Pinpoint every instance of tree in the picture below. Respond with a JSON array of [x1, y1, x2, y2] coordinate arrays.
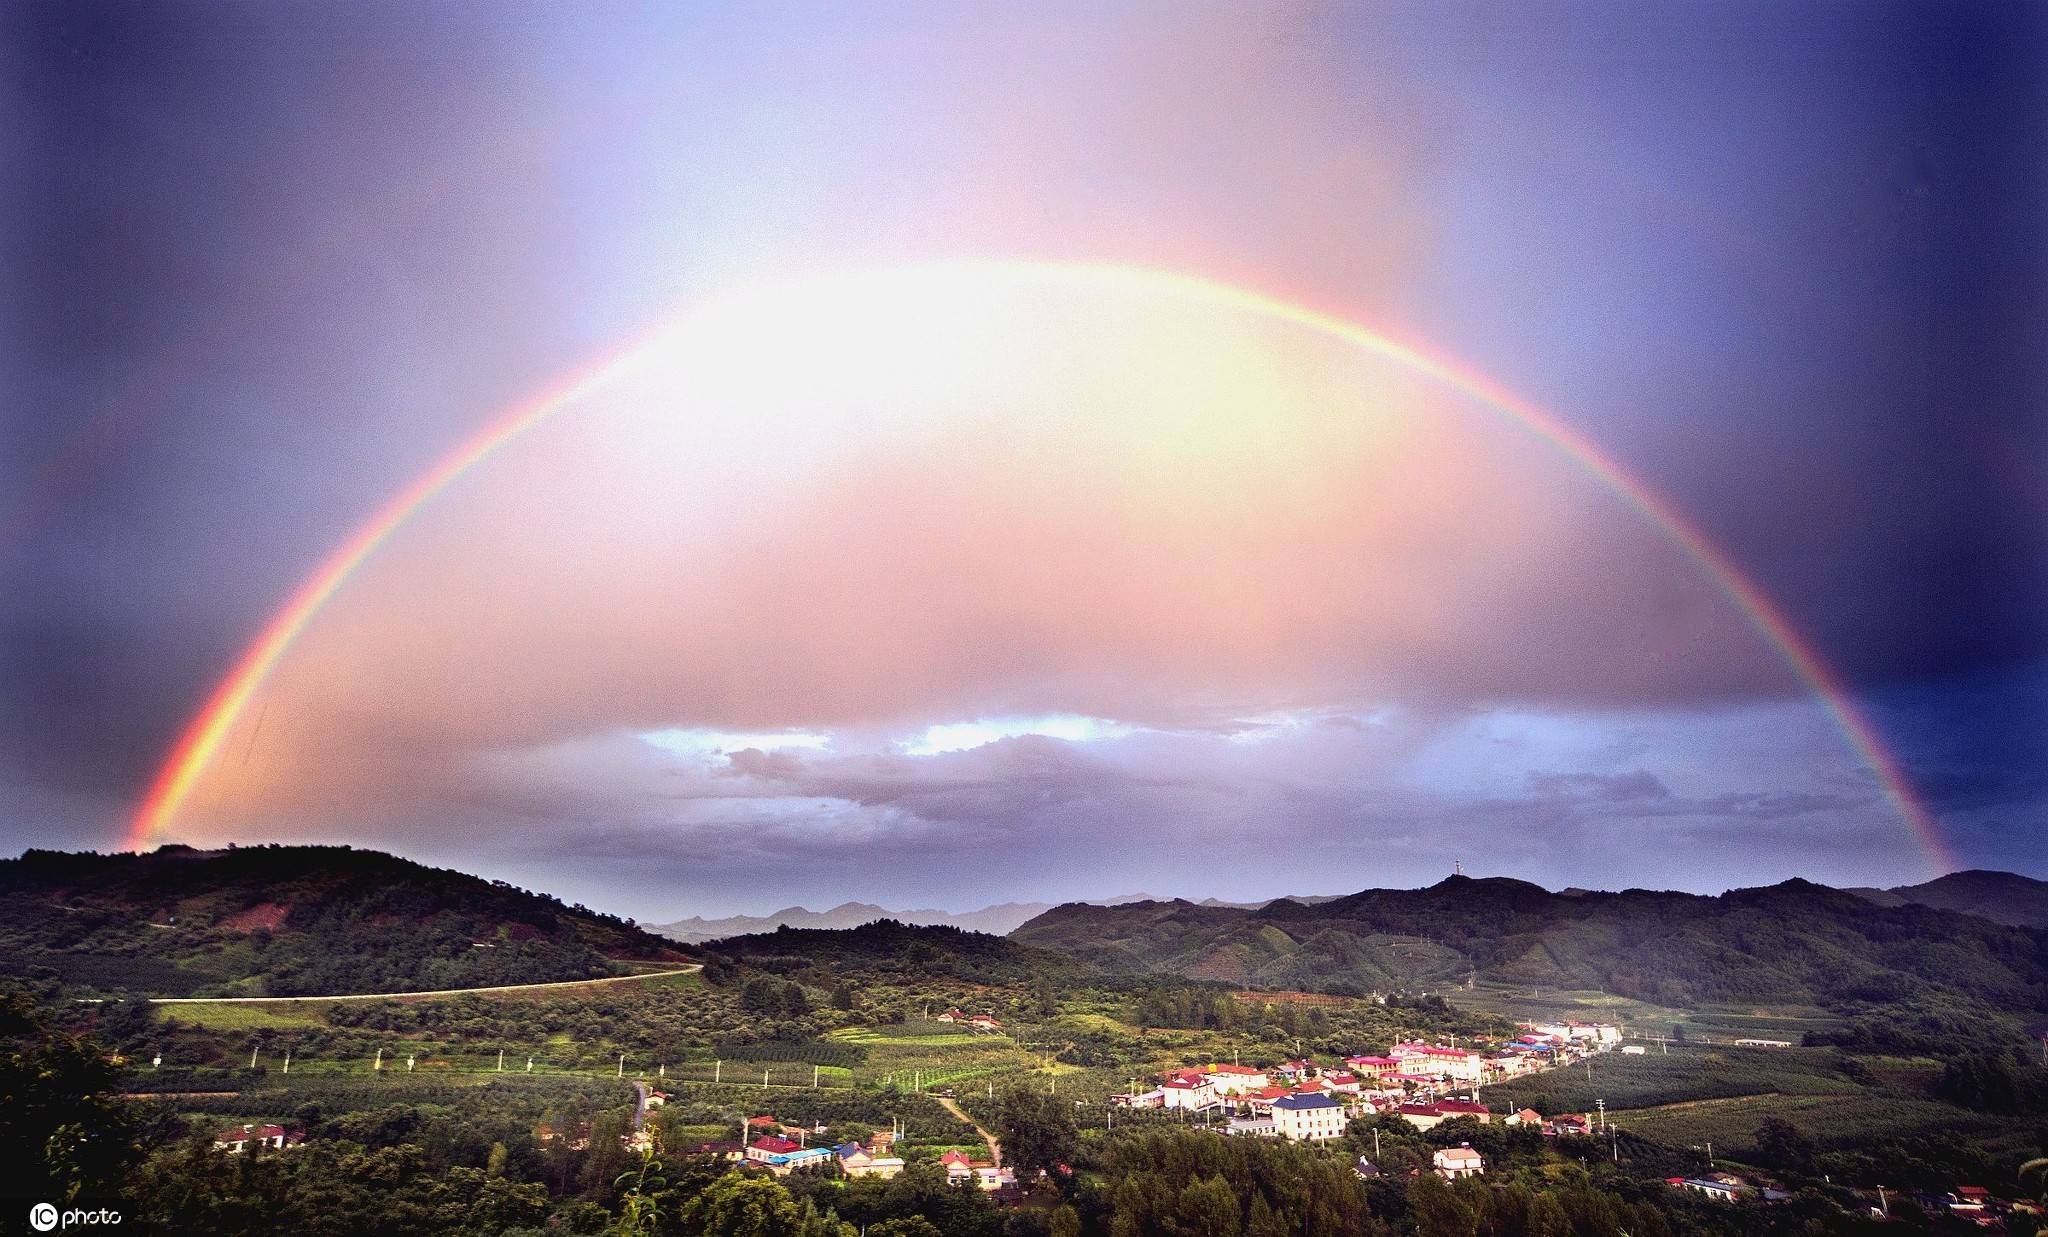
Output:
[[866, 1220, 943, 1237], [1411, 1171, 1477, 1237], [1754, 1116, 1817, 1173], [995, 1087, 1078, 1182], [677, 1172, 808, 1237], [0, 990, 145, 1205]]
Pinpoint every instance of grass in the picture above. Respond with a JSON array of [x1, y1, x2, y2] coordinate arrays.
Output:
[[1451, 982, 1842, 1045], [160, 1003, 328, 1031]]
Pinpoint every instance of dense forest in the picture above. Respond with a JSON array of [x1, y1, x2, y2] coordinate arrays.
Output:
[[0, 845, 687, 997]]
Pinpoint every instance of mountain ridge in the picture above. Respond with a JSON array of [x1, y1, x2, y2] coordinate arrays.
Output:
[[1009, 872, 2048, 1017], [651, 891, 1348, 943]]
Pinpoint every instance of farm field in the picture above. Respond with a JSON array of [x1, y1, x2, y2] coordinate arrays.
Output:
[[1610, 1090, 2025, 1156], [1452, 981, 1842, 1046]]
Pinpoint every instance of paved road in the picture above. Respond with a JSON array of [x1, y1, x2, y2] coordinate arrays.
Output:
[[936, 1096, 1001, 1166], [143, 964, 702, 1004]]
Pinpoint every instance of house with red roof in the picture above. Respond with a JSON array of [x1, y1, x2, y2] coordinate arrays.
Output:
[[1391, 1043, 1485, 1081], [1436, 1099, 1491, 1123], [1204, 1063, 1270, 1095], [747, 1135, 833, 1175], [214, 1123, 301, 1154], [1345, 1055, 1401, 1077], [1396, 1103, 1446, 1131], [1161, 1075, 1219, 1109], [940, 1149, 975, 1185]]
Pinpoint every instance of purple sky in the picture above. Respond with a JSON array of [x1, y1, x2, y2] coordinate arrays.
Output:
[[3, 2, 2043, 920]]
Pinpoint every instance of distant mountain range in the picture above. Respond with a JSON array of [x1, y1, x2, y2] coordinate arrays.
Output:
[[1009, 873, 2048, 1016], [654, 900, 1066, 943], [1843, 869, 2048, 928], [651, 892, 1346, 944]]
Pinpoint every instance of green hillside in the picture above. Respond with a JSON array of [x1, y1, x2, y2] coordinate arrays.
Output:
[[1011, 875, 2048, 1030], [0, 844, 688, 998]]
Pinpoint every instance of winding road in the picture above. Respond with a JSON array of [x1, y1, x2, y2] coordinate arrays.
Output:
[[142, 964, 702, 1004], [936, 1096, 1002, 1166]]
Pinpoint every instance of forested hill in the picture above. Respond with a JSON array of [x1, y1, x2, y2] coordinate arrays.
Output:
[[701, 918, 1095, 988], [0, 844, 687, 998], [1009, 875, 2048, 1016]]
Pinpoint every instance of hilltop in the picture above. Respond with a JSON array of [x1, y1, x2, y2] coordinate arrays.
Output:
[[1845, 869, 2048, 928], [0, 844, 687, 998], [701, 917, 1093, 989], [1010, 874, 2048, 1019]]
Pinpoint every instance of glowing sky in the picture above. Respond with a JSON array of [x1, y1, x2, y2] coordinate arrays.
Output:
[[4, 2, 2043, 918]]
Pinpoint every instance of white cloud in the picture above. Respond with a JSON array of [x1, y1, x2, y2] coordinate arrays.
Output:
[[904, 716, 1133, 755]]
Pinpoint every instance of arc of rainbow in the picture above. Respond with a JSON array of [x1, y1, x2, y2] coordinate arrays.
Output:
[[126, 260, 1953, 871]]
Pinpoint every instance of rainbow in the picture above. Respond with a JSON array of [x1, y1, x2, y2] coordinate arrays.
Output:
[[126, 260, 1954, 870]]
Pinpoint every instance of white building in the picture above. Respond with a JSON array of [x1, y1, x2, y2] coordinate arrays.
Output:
[[1161, 1077, 1218, 1109], [1434, 1147, 1485, 1179], [1392, 1043, 1485, 1081], [1271, 1093, 1347, 1141], [1204, 1063, 1270, 1095]]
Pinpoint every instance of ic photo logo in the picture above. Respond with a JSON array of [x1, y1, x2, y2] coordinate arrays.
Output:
[[26, 1204, 120, 1232]]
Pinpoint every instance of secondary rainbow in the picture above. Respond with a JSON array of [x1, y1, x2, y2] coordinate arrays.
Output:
[[126, 260, 1954, 870]]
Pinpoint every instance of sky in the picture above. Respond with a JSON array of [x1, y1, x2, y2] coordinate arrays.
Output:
[[3, 1, 2044, 921]]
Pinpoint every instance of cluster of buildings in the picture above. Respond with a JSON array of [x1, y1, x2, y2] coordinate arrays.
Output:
[[735, 1116, 1015, 1190], [1117, 1021, 1624, 1149], [933, 1009, 1004, 1032]]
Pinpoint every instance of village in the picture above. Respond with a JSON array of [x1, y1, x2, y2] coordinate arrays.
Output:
[[197, 1010, 2045, 1226], [1112, 1018, 1626, 1174]]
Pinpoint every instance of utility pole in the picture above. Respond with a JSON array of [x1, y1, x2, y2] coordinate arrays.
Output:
[[813, 1065, 820, 1088], [763, 1067, 770, 1086], [618, 1054, 625, 1078], [526, 1057, 534, 1073], [498, 1050, 505, 1072], [715, 1059, 722, 1084], [251, 1046, 260, 1070], [407, 1054, 415, 1072], [375, 1047, 384, 1071], [282, 1050, 290, 1075], [1373, 1128, 1381, 1160]]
